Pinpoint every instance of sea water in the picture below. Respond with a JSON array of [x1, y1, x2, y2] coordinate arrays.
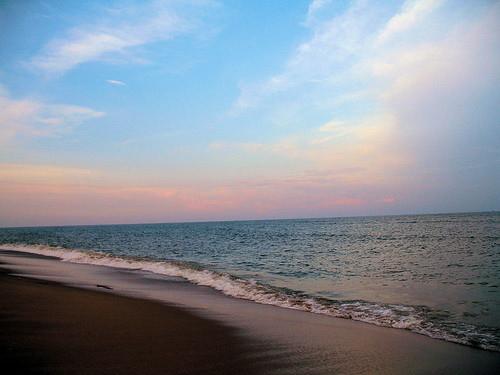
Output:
[[1, 212, 499, 351]]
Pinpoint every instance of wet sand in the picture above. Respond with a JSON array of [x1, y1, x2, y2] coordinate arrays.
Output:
[[1, 250, 499, 374], [0, 269, 268, 375]]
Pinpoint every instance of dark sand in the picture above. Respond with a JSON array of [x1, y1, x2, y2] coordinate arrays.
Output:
[[0, 269, 268, 375]]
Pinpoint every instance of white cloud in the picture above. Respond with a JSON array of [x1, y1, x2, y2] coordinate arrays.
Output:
[[230, 0, 374, 113], [30, 1, 212, 75], [106, 79, 126, 86], [370, 3, 500, 164], [319, 120, 348, 132], [375, 0, 443, 45], [231, 0, 496, 120], [0, 85, 104, 143], [304, 0, 332, 26]]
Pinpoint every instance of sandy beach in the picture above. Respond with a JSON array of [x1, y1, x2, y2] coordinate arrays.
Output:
[[0, 269, 271, 375], [1, 249, 499, 374]]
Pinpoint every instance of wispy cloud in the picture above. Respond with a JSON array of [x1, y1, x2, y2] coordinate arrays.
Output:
[[230, 0, 375, 113], [0, 85, 104, 143], [29, 0, 214, 75], [230, 0, 449, 114], [231, 0, 499, 129], [211, 113, 407, 183], [106, 79, 126, 86], [375, 0, 443, 45], [304, 0, 332, 26], [0, 163, 98, 184], [0, 163, 393, 226]]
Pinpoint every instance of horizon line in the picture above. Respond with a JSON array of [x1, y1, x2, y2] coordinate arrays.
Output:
[[0, 209, 498, 230]]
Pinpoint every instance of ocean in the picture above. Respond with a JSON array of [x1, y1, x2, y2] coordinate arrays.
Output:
[[1, 212, 499, 351]]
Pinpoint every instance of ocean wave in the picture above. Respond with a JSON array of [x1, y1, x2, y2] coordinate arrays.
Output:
[[1, 243, 499, 352]]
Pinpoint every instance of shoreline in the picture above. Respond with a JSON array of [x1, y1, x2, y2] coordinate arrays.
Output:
[[0, 266, 272, 375], [1, 249, 499, 374], [1, 243, 498, 352]]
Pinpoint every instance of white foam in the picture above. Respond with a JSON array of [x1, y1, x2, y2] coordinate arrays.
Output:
[[1, 243, 498, 351]]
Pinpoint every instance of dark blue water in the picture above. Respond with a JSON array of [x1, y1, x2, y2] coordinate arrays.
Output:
[[1, 212, 499, 350]]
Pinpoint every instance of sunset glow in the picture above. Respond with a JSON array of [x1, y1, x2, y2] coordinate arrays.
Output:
[[0, 0, 498, 226]]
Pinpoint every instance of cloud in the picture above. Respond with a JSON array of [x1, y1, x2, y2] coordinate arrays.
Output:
[[230, 0, 447, 114], [230, 0, 375, 113], [222, 0, 500, 215], [318, 120, 348, 132], [0, 163, 97, 184], [0, 164, 395, 226], [304, 0, 332, 26], [29, 0, 213, 75], [375, 0, 443, 45], [369, 3, 500, 180], [106, 79, 126, 86], [211, 113, 409, 186], [0, 85, 104, 143], [230, 0, 499, 154]]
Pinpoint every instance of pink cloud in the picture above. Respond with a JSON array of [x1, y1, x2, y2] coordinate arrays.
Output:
[[0, 161, 422, 227], [381, 196, 396, 204]]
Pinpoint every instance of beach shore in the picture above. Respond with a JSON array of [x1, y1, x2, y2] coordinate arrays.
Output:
[[0, 268, 267, 375], [1, 249, 499, 374]]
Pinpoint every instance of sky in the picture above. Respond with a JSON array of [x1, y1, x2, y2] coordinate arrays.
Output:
[[0, 0, 499, 227]]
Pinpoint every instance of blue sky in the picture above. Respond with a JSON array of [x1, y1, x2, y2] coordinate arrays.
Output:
[[0, 0, 499, 226]]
